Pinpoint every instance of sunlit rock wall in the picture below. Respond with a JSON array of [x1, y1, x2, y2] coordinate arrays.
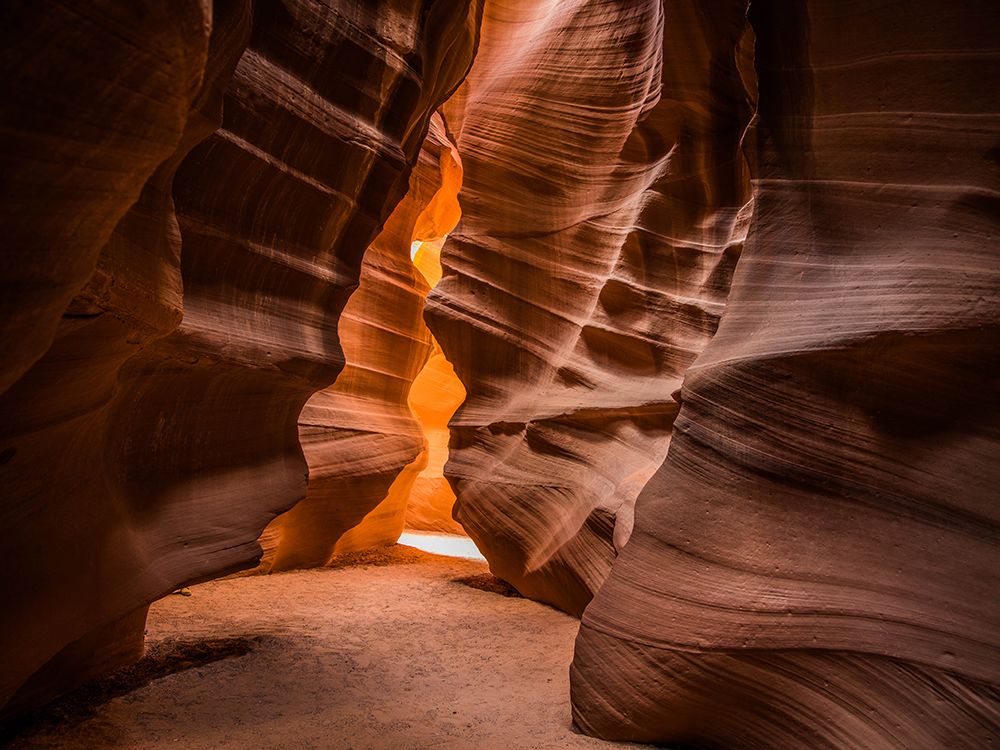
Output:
[[404, 139, 468, 539], [425, 0, 755, 614], [0, 0, 480, 718], [571, 1, 1000, 746], [258, 114, 465, 570], [403, 331, 467, 535]]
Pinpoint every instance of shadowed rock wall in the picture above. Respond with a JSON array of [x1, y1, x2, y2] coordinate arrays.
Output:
[[0, 0, 480, 717], [571, 1, 1000, 746]]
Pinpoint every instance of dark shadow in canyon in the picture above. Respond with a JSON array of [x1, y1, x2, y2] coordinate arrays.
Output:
[[0, 636, 269, 746]]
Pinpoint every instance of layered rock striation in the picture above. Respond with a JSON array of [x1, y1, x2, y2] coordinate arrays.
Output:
[[0, 2, 215, 396], [258, 113, 465, 570], [425, 0, 755, 614], [0, 0, 479, 717], [2, 0, 998, 744], [571, 1, 1000, 746]]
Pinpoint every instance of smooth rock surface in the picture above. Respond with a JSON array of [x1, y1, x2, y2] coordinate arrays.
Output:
[[257, 114, 465, 570], [0, 1, 213, 394], [426, 0, 755, 614], [3, 1, 998, 745], [571, 1, 1000, 746]]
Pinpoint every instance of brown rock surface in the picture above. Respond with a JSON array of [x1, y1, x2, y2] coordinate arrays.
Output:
[[403, 336, 467, 536], [404, 234, 468, 536], [0, 2, 213, 395], [571, 1, 1000, 746], [425, 0, 755, 614], [0, 0, 237, 716], [0, 0, 479, 717]]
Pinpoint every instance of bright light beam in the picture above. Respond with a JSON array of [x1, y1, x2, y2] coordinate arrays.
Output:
[[398, 531, 486, 561]]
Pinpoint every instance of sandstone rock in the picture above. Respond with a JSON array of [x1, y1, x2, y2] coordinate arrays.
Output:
[[0, 0, 479, 717], [3, 0, 997, 743], [259, 114, 466, 570], [571, 1, 1000, 746], [425, 0, 755, 614], [0, 0, 232, 715], [0, 1, 213, 396], [403, 339, 467, 536], [403, 130, 468, 538]]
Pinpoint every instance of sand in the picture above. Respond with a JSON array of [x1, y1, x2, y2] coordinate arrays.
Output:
[[4, 547, 648, 749]]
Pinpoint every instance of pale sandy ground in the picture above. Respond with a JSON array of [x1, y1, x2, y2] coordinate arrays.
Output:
[[5, 547, 650, 750]]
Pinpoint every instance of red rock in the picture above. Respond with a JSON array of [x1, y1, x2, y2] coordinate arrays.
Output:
[[0, 0, 478, 718], [425, 0, 755, 615], [0, 2, 213, 396], [2, 0, 998, 743], [571, 1, 1000, 746], [258, 114, 466, 569]]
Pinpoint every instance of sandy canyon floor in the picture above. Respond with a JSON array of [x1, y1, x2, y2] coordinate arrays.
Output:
[[4, 546, 647, 750]]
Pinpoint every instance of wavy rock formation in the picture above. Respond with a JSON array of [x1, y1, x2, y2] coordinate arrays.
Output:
[[0, 0, 237, 716], [425, 0, 755, 614], [0, 0, 479, 717], [572, 1, 1000, 747], [4, 0, 997, 744], [403, 136, 468, 538], [258, 114, 465, 570], [0, 2, 214, 396]]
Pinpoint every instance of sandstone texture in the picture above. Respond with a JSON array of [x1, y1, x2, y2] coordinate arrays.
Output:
[[402, 334, 467, 536], [425, 0, 755, 614], [0, 2, 214, 396], [258, 114, 465, 570], [0, 0, 479, 717], [571, 1, 1000, 747], [2, 0, 998, 746]]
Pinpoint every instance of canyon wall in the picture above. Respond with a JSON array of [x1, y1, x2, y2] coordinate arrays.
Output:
[[425, 0, 755, 614], [571, 0, 1000, 747], [258, 114, 464, 570], [0, 0, 480, 717], [3, 0, 998, 743]]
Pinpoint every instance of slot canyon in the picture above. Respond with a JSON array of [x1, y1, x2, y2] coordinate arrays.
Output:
[[0, 1, 997, 748]]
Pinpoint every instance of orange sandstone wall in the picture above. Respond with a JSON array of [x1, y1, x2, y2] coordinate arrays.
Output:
[[0, 0, 241, 716], [404, 330, 467, 535], [2, 1, 997, 744], [258, 114, 466, 569], [404, 131, 468, 538]]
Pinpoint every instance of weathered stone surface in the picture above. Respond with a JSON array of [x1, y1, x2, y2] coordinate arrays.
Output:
[[0, 0, 479, 717], [0, 0, 231, 715], [258, 114, 465, 570], [425, 0, 755, 614], [403, 337, 467, 536], [571, 1, 1000, 746], [3, 0, 998, 744], [0, 2, 213, 395]]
